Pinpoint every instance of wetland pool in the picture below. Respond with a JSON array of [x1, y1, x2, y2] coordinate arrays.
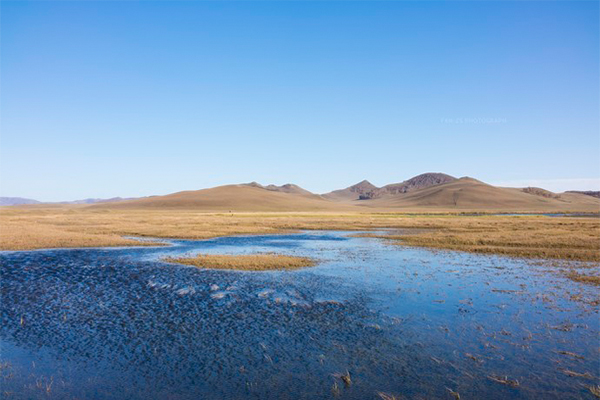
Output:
[[1, 231, 598, 399]]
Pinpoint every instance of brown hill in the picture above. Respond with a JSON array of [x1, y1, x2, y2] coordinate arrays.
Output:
[[551, 191, 600, 208], [522, 187, 560, 199], [249, 182, 316, 197], [376, 173, 457, 197], [361, 177, 600, 212], [90, 176, 600, 213], [322, 180, 378, 202], [324, 173, 457, 202], [93, 183, 353, 212], [566, 190, 600, 199]]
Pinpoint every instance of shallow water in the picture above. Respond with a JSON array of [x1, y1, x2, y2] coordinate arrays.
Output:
[[1, 232, 598, 399], [493, 213, 599, 218]]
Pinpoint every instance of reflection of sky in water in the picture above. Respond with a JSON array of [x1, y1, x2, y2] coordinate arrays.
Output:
[[1, 232, 598, 399]]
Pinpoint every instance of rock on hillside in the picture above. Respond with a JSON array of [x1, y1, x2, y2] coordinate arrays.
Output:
[[244, 182, 315, 196], [566, 191, 600, 199], [522, 187, 560, 199], [377, 173, 457, 196], [322, 180, 379, 201]]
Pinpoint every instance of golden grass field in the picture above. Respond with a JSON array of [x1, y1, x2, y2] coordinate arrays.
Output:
[[1, 206, 599, 284], [164, 253, 316, 271], [1, 207, 598, 257]]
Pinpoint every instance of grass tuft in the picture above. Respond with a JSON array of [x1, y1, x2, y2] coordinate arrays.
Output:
[[565, 271, 600, 285], [163, 253, 316, 271]]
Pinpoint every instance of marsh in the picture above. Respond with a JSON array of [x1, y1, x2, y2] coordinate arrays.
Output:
[[1, 232, 598, 399]]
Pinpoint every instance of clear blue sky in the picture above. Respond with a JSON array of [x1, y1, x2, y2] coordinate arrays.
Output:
[[1, 1, 598, 201]]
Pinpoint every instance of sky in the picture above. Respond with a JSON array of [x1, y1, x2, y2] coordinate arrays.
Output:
[[1, 1, 599, 201]]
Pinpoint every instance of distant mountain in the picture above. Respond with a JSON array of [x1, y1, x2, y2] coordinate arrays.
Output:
[[0, 197, 41, 206], [62, 197, 136, 204], [0, 196, 136, 206], [566, 191, 600, 199], [322, 180, 378, 202]]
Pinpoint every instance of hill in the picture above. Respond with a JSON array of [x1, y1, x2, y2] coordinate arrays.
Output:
[[566, 191, 600, 199], [322, 180, 378, 202], [94, 183, 354, 212], [14, 175, 600, 213], [521, 187, 560, 199], [0, 197, 41, 206], [361, 177, 600, 212], [374, 173, 456, 198], [323, 173, 457, 202], [247, 182, 316, 197]]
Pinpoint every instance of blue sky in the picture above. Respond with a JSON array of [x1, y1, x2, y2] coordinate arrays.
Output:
[[1, 1, 598, 201]]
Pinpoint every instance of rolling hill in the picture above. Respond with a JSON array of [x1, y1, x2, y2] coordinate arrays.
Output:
[[322, 173, 457, 201], [247, 182, 316, 197], [375, 173, 457, 197], [322, 180, 378, 202], [361, 177, 600, 211], [13, 174, 599, 213], [93, 183, 355, 212], [566, 190, 600, 199]]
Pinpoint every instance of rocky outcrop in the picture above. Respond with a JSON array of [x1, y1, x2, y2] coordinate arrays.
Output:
[[566, 191, 600, 199], [522, 187, 560, 199], [322, 180, 379, 201], [377, 173, 457, 196]]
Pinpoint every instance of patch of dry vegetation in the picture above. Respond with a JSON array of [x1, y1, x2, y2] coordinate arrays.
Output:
[[565, 271, 600, 285], [375, 217, 600, 262], [1, 207, 599, 266], [164, 253, 316, 271]]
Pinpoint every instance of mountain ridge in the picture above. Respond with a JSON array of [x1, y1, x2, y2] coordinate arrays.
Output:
[[3, 173, 599, 212]]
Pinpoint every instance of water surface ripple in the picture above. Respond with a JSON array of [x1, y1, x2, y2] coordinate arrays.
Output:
[[1, 232, 598, 399]]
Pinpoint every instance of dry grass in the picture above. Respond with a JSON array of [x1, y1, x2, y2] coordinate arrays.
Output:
[[164, 253, 316, 271], [589, 385, 600, 398], [487, 375, 520, 387], [1, 207, 599, 266], [565, 271, 600, 285], [357, 217, 600, 263]]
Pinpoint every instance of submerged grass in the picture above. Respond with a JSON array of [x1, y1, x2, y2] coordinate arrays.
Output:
[[164, 253, 316, 271], [565, 271, 600, 285]]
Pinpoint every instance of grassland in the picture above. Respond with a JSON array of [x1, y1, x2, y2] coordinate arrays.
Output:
[[359, 218, 600, 262], [1, 207, 599, 267], [164, 253, 316, 271]]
